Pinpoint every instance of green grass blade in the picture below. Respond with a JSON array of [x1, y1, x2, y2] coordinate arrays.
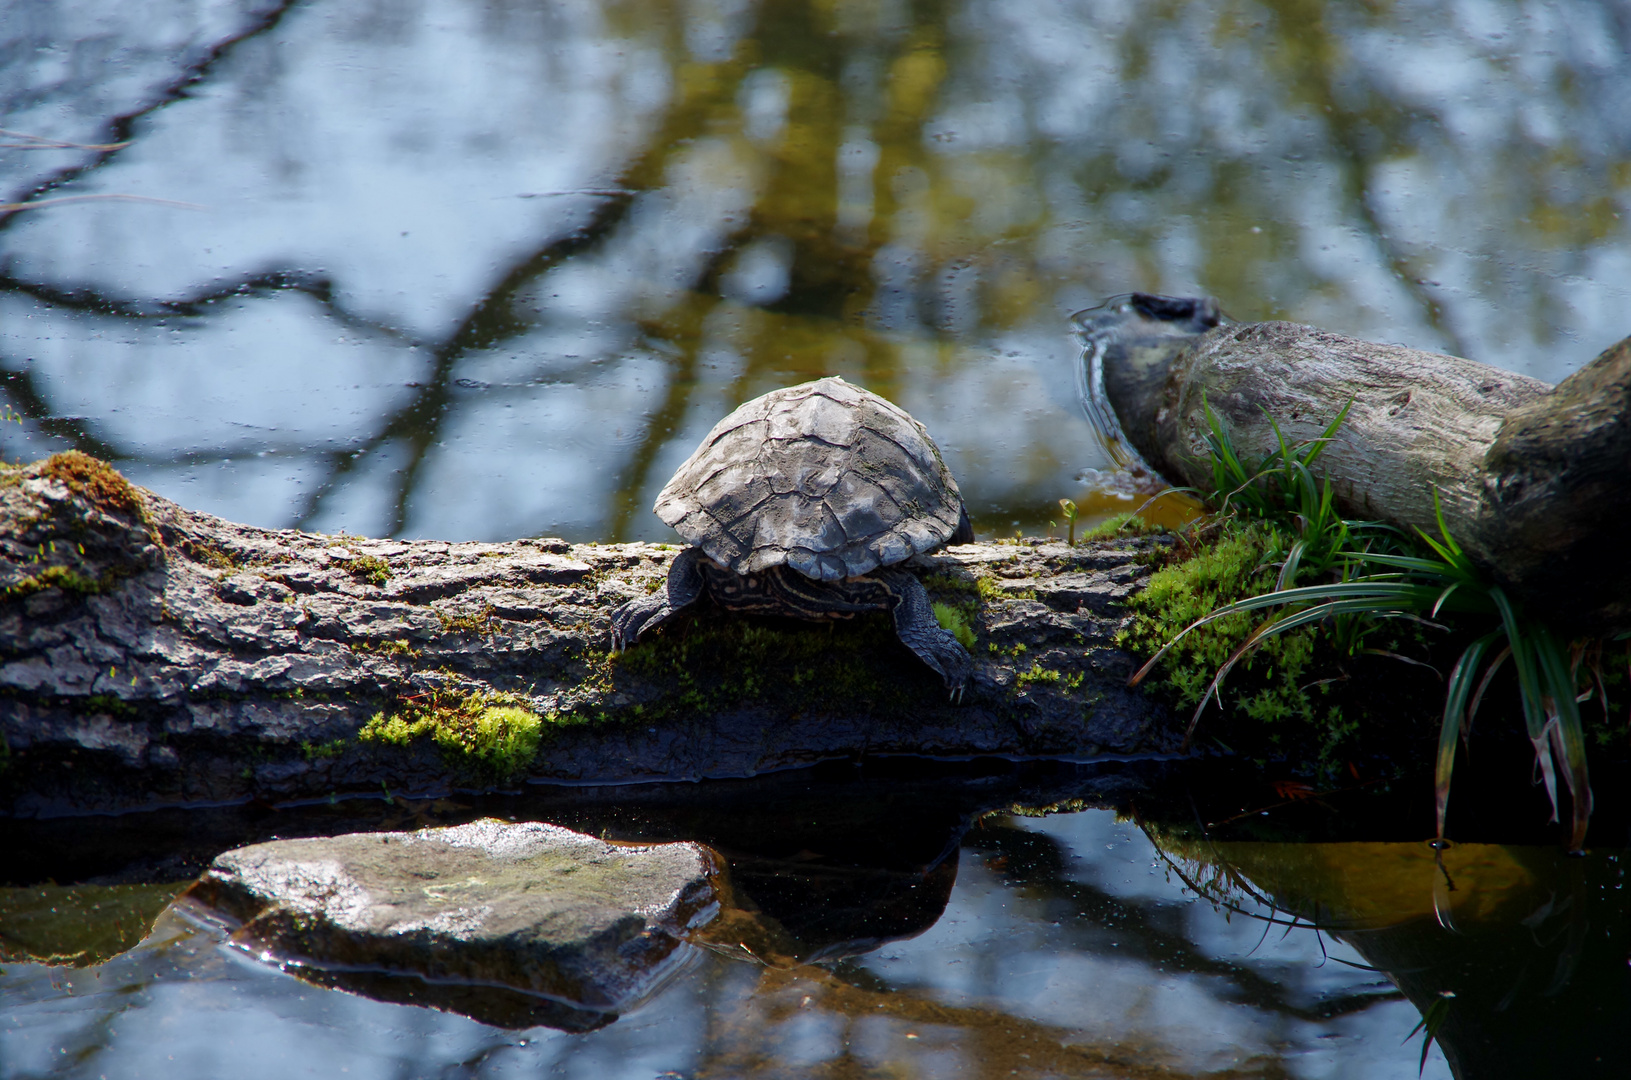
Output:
[[1430, 582, 1463, 618], [1204, 580, 1443, 616], [1436, 632, 1501, 840], [1131, 581, 1435, 689], [1466, 645, 1511, 732], [1428, 488, 1466, 560], [1405, 993, 1453, 1076], [1534, 625, 1594, 850], [1243, 597, 1442, 638], [1490, 588, 1545, 736], [1183, 632, 1260, 746], [1336, 550, 1458, 577], [1202, 393, 1251, 493], [1276, 539, 1305, 593], [1301, 397, 1353, 471], [1490, 587, 1562, 822]]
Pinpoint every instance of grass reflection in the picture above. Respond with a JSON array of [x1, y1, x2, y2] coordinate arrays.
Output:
[[1146, 826, 1631, 1077]]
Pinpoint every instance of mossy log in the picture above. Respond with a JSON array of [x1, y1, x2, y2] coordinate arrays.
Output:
[[0, 454, 1178, 816], [1086, 296, 1631, 633]]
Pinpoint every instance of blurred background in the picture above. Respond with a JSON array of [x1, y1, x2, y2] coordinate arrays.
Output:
[[2, 0, 1628, 543]]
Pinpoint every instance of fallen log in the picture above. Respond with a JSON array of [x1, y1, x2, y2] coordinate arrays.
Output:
[[0, 453, 1176, 816], [1079, 295, 1631, 633]]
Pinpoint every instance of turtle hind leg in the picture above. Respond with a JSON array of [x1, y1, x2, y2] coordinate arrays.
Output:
[[611, 546, 707, 651], [876, 569, 971, 702]]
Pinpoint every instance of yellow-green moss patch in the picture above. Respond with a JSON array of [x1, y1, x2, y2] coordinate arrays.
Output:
[[436, 605, 496, 636], [346, 554, 391, 586], [39, 451, 144, 520], [350, 638, 419, 658], [932, 602, 976, 648], [360, 690, 545, 778], [4, 564, 102, 602]]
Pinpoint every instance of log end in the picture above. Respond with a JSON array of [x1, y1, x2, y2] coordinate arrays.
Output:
[[1478, 335, 1631, 632], [1073, 293, 1223, 478]]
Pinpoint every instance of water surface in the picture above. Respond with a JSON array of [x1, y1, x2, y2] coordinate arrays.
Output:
[[3, 0, 1628, 539], [0, 805, 1460, 1079], [5, 2, 1631, 1075]]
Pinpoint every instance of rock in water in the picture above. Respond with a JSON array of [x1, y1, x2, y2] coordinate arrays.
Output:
[[184, 819, 724, 1031]]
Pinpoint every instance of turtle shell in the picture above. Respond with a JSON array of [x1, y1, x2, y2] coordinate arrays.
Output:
[[655, 377, 969, 582]]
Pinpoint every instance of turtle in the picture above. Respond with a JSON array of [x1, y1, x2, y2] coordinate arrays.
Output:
[[610, 376, 975, 699]]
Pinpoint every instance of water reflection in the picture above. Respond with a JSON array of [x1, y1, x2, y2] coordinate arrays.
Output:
[[1162, 836, 1631, 1078], [2, 809, 1449, 1079], [27, 767, 1591, 1079], [11, 761, 1631, 1074], [3, 0, 1628, 541]]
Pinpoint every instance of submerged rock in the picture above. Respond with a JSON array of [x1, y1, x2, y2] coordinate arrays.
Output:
[[0, 881, 190, 967], [184, 819, 724, 1031]]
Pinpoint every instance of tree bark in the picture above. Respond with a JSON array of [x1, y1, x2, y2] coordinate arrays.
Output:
[[0, 455, 1176, 816], [1085, 295, 1631, 633]]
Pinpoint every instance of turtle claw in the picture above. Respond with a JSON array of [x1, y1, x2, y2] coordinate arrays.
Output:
[[609, 547, 707, 653]]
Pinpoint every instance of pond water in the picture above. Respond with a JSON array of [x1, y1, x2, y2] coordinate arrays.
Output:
[[5, 1, 1631, 1077], [5, 764, 1630, 1078], [3, 0, 1629, 540]]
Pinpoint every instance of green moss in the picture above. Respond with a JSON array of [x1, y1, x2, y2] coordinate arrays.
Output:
[[1121, 520, 1340, 766], [1015, 663, 1084, 691], [461, 705, 544, 772], [614, 613, 922, 720], [39, 451, 145, 520], [351, 638, 418, 658], [974, 575, 1036, 602], [34, 565, 97, 595], [3, 563, 105, 603], [359, 689, 545, 779], [347, 554, 391, 586], [932, 602, 976, 649], [1080, 512, 1159, 541], [181, 540, 239, 571], [437, 605, 495, 636], [301, 738, 349, 760]]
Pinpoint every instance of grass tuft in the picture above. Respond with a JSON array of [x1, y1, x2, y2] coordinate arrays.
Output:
[[1128, 397, 1608, 849]]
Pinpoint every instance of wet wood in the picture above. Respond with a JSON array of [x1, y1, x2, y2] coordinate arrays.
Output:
[[1105, 312, 1631, 633], [0, 456, 1175, 816]]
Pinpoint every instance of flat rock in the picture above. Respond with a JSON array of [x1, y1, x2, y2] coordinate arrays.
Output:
[[184, 819, 724, 1030]]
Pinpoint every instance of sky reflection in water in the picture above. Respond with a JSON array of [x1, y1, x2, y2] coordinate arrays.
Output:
[[3, 1, 1631, 1075], [2, 0, 1628, 540], [0, 808, 1455, 1079]]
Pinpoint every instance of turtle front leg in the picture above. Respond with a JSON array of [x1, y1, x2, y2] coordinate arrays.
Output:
[[876, 569, 972, 702], [611, 546, 707, 651]]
